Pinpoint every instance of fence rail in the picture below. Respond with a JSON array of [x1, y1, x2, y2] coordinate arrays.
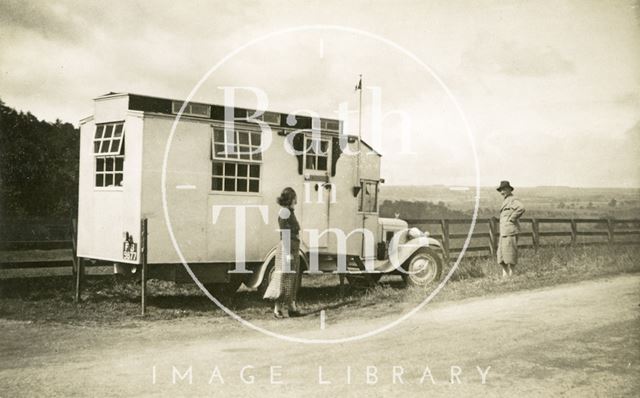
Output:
[[405, 217, 640, 262], [0, 240, 72, 251], [1, 218, 639, 272]]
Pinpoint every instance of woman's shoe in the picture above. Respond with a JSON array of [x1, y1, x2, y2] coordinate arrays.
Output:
[[288, 309, 302, 317], [273, 310, 285, 319]]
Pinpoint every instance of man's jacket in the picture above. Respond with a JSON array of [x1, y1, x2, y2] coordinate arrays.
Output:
[[499, 195, 525, 236]]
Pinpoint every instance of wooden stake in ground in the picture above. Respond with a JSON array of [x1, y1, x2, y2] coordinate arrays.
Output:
[[141, 218, 148, 316], [72, 218, 83, 304]]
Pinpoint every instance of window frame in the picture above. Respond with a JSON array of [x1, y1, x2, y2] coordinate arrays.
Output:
[[94, 122, 125, 190], [212, 127, 263, 163], [320, 119, 341, 132], [93, 122, 125, 156], [303, 134, 332, 174], [171, 101, 211, 118], [239, 110, 281, 126], [210, 126, 263, 195]]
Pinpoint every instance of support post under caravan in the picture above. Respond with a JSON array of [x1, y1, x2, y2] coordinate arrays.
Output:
[[141, 218, 148, 316]]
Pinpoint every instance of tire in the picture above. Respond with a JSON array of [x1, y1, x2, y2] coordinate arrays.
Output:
[[257, 260, 275, 297], [401, 248, 442, 288]]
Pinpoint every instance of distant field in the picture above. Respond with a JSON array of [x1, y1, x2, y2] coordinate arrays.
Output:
[[380, 185, 640, 219]]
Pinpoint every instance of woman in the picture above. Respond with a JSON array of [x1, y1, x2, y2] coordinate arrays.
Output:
[[264, 187, 303, 318]]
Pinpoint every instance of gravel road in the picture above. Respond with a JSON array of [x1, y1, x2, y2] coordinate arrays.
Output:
[[1, 274, 638, 397]]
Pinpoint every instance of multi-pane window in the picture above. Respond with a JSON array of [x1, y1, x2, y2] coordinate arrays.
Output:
[[359, 180, 378, 213], [240, 110, 281, 125], [211, 128, 261, 193], [96, 156, 124, 187], [261, 112, 281, 125], [94, 122, 125, 188], [211, 162, 260, 193], [94, 123, 124, 155], [171, 101, 211, 118], [321, 119, 340, 131], [304, 136, 330, 171]]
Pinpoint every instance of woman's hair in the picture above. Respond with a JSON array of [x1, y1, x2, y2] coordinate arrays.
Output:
[[277, 187, 297, 207]]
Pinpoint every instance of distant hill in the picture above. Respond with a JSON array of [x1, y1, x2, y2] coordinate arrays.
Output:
[[380, 185, 640, 219], [379, 199, 467, 220]]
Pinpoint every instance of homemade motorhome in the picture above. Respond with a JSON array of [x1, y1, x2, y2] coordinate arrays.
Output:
[[77, 93, 443, 294]]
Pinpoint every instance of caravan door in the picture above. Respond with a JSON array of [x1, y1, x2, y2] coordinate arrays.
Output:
[[359, 179, 379, 261], [301, 179, 331, 250], [300, 135, 332, 251]]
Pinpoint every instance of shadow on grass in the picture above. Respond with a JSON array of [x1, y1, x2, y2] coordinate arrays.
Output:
[[0, 274, 400, 317], [148, 282, 394, 314]]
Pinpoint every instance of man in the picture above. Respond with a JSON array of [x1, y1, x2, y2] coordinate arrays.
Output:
[[496, 181, 525, 277]]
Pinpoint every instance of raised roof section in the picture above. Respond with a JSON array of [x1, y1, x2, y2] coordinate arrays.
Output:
[[97, 93, 343, 132]]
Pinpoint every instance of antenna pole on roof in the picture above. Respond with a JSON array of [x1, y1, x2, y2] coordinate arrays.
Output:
[[353, 74, 363, 196]]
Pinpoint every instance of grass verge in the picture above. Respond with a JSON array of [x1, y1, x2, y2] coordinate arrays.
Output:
[[0, 244, 638, 326]]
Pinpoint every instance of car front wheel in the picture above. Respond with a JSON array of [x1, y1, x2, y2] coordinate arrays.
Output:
[[401, 248, 442, 288]]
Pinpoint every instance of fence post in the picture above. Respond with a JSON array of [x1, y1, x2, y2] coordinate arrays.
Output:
[[440, 219, 450, 263], [570, 218, 577, 246], [141, 218, 148, 316], [531, 218, 540, 252], [71, 219, 78, 274], [488, 217, 498, 256], [607, 218, 614, 245]]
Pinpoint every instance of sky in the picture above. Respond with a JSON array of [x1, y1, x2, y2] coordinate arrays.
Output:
[[1, 0, 639, 188]]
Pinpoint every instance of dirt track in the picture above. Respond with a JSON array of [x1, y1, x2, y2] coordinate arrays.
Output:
[[1, 274, 638, 397]]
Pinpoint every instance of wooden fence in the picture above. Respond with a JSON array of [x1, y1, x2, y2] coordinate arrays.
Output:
[[1, 217, 639, 272], [405, 217, 640, 262], [2, 217, 636, 315], [0, 219, 77, 271]]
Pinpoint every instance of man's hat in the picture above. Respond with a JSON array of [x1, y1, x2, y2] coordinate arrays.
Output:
[[496, 180, 514, 192]]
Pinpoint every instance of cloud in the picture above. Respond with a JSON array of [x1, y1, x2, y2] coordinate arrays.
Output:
[[624, 120, 640, 149], [0, 0, 638, 187], [461, 35, 575, 77], [612, 92, 640, 108], [0, 0, 86, 41]]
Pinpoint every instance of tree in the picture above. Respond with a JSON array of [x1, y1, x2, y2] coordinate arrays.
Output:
[[0, 99, 79, 220], [608, 198, 617, 207]]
